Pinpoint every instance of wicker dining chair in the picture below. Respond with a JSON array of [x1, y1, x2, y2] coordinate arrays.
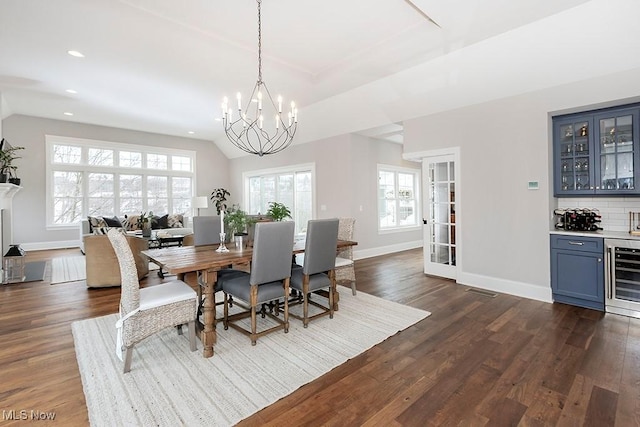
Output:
[[335, 217, 356, 295], [290, 218, 339, 327], [107, 228, 198, 373], [219, 221, 295, 345]]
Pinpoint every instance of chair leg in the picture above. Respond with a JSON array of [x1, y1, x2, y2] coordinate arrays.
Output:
[[302, 275, 310, 328], [250, 306, 257, 346], [283, 278, 290, 333], [351, 280, 357, 296], [188, 320, 197, 351], [177, 324, 183, 335], [223, 293, 229, 330], [123, 346, 134, 373]]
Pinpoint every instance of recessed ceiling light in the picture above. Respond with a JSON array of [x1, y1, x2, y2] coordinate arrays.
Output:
[[64, 112, 74, 116], [66, 89, 77, 94], [188, 131, 195, 135], [67, 50, 84, 58]]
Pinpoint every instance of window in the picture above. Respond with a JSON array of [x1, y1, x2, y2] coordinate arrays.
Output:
[[46, 135, 196, 227], [378, 164, 420, 231], [243, 163, 315, 235]]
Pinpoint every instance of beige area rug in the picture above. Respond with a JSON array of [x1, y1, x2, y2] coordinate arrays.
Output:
[[72, 287, 430, 426], [51, 256, 86, 284]]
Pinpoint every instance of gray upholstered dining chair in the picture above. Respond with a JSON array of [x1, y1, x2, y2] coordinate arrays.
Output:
[[335, 217, 356, 295], [192, 215, 242, 310], [290, 218, 339, 327], [219, 221, 295, 345], [192, 215, 221, 247], [107, 228, 197, 373]]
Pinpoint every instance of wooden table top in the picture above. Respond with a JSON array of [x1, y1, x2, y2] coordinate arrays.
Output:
[[141, 239, 357, 275]]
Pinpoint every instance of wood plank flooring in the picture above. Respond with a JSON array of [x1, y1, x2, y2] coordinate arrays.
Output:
[[1, 248, 638, 426]]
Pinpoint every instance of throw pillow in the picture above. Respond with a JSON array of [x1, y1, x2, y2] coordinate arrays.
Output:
[[153, 214, 169, 229], [124, 215, 140, 231], [87, 216, 107, 233], [102, 216, 123, 228], [167, 213, 184, 228], [92, 227, 110, 235]]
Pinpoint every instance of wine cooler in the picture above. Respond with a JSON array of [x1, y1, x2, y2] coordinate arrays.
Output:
[[605, 238, 640, 318]]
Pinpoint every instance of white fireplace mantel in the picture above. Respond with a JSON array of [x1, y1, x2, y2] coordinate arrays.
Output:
[[0, 183, 21, 255]]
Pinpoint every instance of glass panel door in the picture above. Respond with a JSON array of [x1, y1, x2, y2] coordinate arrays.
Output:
[[558, 120, 593, 193], [423, 153, 457, 280], [599, 114, 634, 191]]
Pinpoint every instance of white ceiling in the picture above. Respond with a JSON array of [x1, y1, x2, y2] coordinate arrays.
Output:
[[1, 0, 638, 158]]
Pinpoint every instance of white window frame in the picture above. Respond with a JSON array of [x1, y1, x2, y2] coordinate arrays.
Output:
[[377, 163, 421, 233], [45, 135, 196, 229], [242, 163, 316, 235]]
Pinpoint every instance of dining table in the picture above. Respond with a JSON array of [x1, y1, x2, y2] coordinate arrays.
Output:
[[141, 238, 357, 358]]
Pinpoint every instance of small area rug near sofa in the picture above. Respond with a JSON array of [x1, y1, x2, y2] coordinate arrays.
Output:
[[72, 287, 430, 426], [51, 256, 161, 285], [51, 256, 86, 284]]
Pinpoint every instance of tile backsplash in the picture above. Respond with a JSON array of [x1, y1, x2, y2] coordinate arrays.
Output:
[[557, 197, 640, 232]]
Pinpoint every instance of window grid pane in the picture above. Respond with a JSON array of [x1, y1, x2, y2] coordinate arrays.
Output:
[[246, 167, 313, 234], [47, 138, 196, 225], [378, 166, 420, 230]]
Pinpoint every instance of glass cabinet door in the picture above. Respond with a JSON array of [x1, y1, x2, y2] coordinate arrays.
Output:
[[556, 117, 594, 195], [596, 108, 638, 193]]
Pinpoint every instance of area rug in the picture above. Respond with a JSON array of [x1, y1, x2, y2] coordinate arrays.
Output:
[[51, 256, 86, 284], [23, 261, 47, 282], [72, 287, 430, 426]]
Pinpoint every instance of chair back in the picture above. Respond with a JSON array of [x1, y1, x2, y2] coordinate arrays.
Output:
[[337, 217, 355, 259], [106, 229, 140, 314], [250, 221, 295, 285], [193, 216, 221, 246], [303, 218, 339, 275]]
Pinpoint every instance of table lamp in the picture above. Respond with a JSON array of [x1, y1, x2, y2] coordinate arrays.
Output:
[[193, 196, 208, 216]]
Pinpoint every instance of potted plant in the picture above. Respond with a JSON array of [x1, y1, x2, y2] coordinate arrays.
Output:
[[210, 188, 230, 215], [0, 144, 25, 185], [224, 204, 255, 249], [137, 211, 154, 237], [266, 202, 292, 221]]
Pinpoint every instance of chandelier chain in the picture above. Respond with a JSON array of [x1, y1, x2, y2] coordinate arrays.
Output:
[[257, 0, 262, 83]]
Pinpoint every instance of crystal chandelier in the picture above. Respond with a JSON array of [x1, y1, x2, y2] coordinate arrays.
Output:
[[222, 0, 298, 157]]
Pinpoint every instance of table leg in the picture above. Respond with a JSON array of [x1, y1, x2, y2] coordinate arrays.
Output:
[[200, 269, 218, 358]]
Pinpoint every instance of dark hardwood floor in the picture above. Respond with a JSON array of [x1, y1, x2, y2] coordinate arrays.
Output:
[[1, 248, 638, 426]]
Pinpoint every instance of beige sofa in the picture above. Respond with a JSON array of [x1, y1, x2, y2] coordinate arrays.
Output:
[[84, 234, 151, 288]]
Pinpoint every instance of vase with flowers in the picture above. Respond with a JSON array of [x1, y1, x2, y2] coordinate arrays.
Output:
[[137, 211, 154, 237]]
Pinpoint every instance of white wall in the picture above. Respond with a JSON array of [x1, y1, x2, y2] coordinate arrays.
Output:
[[228, 133, 423, 256], [2, 115, 230, 249], [403, 67, 640, 302]]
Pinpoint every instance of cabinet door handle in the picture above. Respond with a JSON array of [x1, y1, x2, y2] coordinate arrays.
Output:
[[568, 241, 584, 246], [606, 246, 612, 300]]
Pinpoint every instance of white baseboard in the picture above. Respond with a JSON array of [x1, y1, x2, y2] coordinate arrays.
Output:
[[353, 240, 423, 260], [20, 240, 81, 252], [457, 271, 553, 303]]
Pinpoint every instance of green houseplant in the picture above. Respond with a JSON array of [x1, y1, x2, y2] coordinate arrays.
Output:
[[224, 204, 255, 249], [266, 202, 292, 221], [0, 144, 25, 185]]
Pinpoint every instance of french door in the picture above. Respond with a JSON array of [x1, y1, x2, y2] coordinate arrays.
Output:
[[423, 153, 458, 279]]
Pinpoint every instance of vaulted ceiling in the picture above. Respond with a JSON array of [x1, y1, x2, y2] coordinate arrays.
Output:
[[1, 0, 638, 158]]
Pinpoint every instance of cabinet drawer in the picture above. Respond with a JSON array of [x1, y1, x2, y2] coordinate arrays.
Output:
[[550, 234, 603, 253]]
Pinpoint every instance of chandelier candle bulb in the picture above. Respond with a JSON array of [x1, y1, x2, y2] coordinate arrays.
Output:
[[278, 96, 282, 113], [275, 115, 279, 129], [237, 92, 242, 110]]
